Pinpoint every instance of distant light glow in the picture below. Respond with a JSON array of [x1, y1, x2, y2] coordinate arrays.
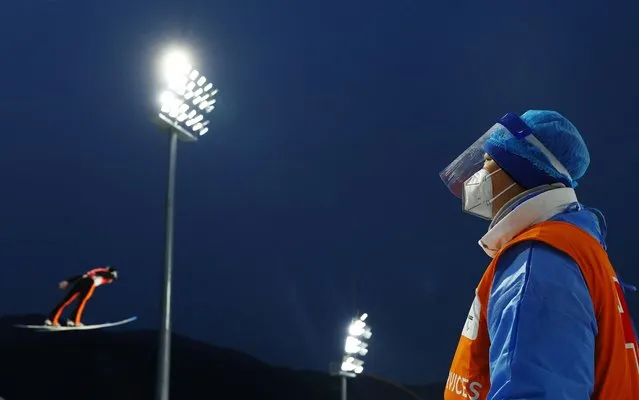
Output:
[[348, 320, 366, 337], [161, 50, 191, 87], [344, 336, 368, 356], [341, 356, 364, 374], [339, 313, 371, 376]]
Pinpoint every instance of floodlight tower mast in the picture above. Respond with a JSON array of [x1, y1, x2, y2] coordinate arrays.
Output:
[[154, 49, 218, 400]]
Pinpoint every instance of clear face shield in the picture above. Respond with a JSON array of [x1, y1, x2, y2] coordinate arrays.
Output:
[[438, 112, 533, 199]]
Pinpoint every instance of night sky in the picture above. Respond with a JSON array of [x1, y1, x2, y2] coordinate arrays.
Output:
[[2, 0, 639, 386]]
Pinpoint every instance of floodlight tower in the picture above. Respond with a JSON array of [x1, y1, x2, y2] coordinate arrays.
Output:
[[332, 313, 372, 400], [154, 48, 218, 400]]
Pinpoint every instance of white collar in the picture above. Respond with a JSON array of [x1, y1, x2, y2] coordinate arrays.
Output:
[[479, 187, 579, 258]]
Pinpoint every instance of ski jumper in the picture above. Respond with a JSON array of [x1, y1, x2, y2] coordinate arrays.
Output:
[[49, 267, 117, 325]]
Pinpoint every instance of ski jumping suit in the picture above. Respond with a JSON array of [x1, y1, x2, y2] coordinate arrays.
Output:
[[48, 267, 117, 325]]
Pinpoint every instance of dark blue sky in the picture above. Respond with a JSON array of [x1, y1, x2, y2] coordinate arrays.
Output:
[[2, 0, 639, 385]]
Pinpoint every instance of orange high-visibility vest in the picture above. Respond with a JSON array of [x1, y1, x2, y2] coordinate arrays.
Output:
[[444, 221, 639, 400]]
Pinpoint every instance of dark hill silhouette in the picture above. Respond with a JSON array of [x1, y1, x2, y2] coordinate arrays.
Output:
[[0, 314, 444, 400]]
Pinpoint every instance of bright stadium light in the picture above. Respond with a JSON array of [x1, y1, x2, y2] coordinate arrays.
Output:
[[153, 47, 219, 400], [341, 355, 365, 374], [330, 313, 372, 400], [156, 49, 218, 142], [344, 336, 369, 356]]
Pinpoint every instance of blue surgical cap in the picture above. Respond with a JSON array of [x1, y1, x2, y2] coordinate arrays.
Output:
[[482, 110, 590, 189]]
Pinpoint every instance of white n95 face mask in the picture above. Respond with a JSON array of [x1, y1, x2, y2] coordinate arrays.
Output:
[[462, 168, 515, 220]]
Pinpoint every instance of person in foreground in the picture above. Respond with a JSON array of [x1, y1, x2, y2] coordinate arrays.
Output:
[[439, 110, 639, 400], [45, 266, 119, 327]]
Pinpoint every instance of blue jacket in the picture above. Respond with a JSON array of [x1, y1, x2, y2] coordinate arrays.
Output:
[[486, 203, 637, 399]]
